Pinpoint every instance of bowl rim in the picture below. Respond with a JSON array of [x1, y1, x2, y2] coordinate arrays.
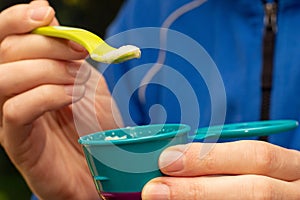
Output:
[[78, 123, 191, 146]]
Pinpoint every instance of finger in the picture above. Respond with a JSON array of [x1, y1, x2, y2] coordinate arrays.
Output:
[[30, 0, 59, 25], [2, 84, 85, 146], [0, 2, 55, 41], [30, 0, 49, 6], [0, 59, 90, 97], [0, 34, 88, 63], [0, 59, 91, 126], [3, 84, 86, 126], [142, 175, 299, 200], [159, 141, 300, 181]]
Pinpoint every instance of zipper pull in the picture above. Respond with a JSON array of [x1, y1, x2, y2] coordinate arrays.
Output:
[[264, 2, 278, 33]]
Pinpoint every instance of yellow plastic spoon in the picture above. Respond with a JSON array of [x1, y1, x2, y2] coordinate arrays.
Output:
[[32, 26, 141, 64]]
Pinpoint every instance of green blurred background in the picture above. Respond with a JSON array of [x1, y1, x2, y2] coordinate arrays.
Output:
[[0, 0, 123, 199]]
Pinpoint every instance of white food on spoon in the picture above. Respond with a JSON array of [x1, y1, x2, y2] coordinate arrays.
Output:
[[91, 45, 141, 63]]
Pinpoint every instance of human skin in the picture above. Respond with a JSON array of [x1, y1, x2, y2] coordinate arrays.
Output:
[[142, 141, 300, 200], [1, 1, 300, 200], [0, 0, 122, 199]]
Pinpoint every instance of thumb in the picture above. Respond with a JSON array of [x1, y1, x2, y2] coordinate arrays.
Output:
[[0, 2, 55, 41]]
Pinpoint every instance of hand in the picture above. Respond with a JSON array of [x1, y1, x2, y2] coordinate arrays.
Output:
[[142, 140, 300, 200], [0, 1, 122, 199]]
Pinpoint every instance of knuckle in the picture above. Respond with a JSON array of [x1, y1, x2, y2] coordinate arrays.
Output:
[[197, 147, 218, 172], [248, 176, 274, 200], [3, 99, 21, 125], [0, 36, 14, 61], [201, 156, 217, 171], [188, 180, 207, 200], [253, 141, 277, 174]]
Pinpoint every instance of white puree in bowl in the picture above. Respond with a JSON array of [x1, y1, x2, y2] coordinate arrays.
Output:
[[104, 135, 128, 141]]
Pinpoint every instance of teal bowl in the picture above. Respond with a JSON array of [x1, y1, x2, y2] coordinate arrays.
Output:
[[78, 124, 191, 197]]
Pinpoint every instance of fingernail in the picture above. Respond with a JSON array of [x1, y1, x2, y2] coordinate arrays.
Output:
[[30, 6, 52, 21], [142, 183, 170, 200], [68, 41, 87, 52], [64, 85, 85, 100], [159, 148, 184, 172]]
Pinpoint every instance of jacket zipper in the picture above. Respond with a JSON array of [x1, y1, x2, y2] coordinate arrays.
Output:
[[259, 0, 278, 141]]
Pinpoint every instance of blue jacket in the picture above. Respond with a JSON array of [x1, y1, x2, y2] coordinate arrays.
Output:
[[31, 0, 300, 199], [102, 0, 300, 150]]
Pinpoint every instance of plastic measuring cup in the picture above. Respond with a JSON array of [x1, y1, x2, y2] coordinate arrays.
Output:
[[78, 120, 298, 199]]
